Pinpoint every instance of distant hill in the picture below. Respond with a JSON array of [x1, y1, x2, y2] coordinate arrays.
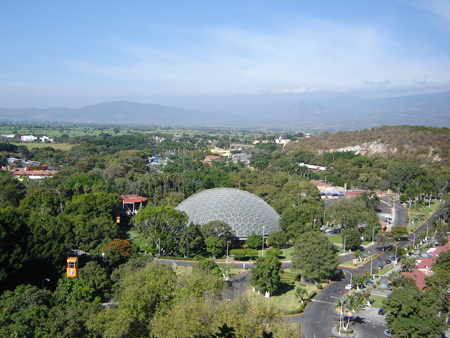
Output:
[[247, 91, 450, 129], [0, 101, 239, 126], [285, 125, 450, 163], [0, 91, 449, 130]]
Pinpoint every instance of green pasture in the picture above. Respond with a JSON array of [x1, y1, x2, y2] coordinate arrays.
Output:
[[11, 142, 74, 151]]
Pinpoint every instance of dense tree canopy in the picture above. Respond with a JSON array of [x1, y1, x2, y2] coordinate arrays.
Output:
[[292, 231, 339, 282]]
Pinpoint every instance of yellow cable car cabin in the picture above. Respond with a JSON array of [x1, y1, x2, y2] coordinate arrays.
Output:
[[66, 257, 79, 278]]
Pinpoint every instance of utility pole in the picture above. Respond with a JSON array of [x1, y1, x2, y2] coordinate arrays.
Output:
[[344, 235, 350, 255]]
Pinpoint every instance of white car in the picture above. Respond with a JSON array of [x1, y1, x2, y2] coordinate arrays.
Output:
[[344, 284, 353, 291]]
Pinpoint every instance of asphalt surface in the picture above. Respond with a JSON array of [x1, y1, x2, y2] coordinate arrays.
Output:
[[154, 195, 444, 337]]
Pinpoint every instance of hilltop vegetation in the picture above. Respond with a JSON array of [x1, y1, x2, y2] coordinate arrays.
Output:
[[286, 126, 450, 163]]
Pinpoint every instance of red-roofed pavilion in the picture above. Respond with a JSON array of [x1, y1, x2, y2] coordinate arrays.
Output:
[[120, 195, 147, 215]]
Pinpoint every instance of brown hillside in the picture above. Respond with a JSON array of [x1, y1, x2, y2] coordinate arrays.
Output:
[[285, 126, 450, 162]]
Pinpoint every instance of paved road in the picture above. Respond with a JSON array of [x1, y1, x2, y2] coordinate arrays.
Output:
[[154, 197, 444, 337]]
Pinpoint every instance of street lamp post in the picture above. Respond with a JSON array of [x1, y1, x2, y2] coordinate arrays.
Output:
[[262, 226, 265, 257], [372, 226, 380, 246], [344, 235, 350, 255], [42, 278, 49, 291], [343, 270, 353, 294], [226, 241, 230, 281], [101, 253, 105, 268], [331, 296, 343, 334]]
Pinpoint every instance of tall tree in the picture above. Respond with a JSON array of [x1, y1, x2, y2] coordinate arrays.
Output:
[[292, 231, 339, 282], [250, 256, 283, 294], [383, 285, 447, 337], [341, 228, 362, 251], [134, 205, 188, 255]]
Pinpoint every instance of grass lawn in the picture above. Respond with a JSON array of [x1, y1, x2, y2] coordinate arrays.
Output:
[[328, 234, 343, 245], [11, 142, 74, 151], [247, 281, 317, 314], [281, 246, 295, 260], [369, 295, 386, 308]]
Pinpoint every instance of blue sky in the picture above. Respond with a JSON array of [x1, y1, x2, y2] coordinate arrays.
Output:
[[0, 0, 449, 112]]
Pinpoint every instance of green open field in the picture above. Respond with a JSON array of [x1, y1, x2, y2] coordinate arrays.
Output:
[[11, 142, 74, 151], [0, 125, 269, 140]]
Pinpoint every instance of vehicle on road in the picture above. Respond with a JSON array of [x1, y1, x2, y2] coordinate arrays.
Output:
[[386, 259, 391, 264], [344, 284, 353, 291]]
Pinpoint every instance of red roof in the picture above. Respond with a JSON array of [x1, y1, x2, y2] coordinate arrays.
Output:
[[120, 195, 147, 203], [401, 270, 428, 290]]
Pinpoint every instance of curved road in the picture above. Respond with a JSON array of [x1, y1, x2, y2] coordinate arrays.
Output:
[[155, 196, 443, 337]]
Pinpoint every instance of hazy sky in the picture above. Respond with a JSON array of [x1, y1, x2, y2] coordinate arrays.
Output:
[[0, 0, 449, 111]]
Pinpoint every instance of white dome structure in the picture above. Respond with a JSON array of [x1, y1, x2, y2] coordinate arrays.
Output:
[[175, 188, 281, 239]]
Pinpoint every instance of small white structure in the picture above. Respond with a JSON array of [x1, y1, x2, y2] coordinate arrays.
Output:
[[0, 134, 15, 138], [299, 163, 327, 171], [20, 135, 37, 142], [39, 136, 54, 143], [275, 136, 291, 146]]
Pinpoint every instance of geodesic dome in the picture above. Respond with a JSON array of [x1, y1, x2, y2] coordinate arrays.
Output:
[[175, 188, 281, 239]]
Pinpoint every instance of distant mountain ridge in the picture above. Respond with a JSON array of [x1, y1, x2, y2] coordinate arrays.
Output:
[[0, 91, 449, 130]]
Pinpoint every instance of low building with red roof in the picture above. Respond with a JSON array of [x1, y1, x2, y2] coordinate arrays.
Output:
[[120, 195, 147, 215], [401, 235, 450, 290]]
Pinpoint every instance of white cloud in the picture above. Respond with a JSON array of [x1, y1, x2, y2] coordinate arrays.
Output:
[[413, 75, 427, 84], [54, 11, 450, 100]]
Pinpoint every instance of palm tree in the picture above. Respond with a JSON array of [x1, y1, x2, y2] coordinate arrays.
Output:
[[343, 293, 364, 331]]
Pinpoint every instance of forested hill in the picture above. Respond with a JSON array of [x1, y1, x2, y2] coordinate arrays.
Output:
[[286, 126, 450, 163]]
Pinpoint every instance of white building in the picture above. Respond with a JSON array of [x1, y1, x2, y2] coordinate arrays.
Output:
[[39, 136, 54, 142], [20, 135, 37, 141], [275, 136, 291, 146]]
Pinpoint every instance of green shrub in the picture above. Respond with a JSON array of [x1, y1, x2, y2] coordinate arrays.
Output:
[[298, 282, 306, 287], [265, 248, 283, 257], [317, 283, 323, 289], [308, 290, 317, 299]]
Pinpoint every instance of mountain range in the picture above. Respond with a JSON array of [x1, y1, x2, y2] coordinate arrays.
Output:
[[0, 91, 449, 130]]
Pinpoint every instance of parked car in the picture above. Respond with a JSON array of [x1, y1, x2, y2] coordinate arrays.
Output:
[[378, 308, 385, 315], [390, 256, 395, 261], [386, 259, 391, 264], [378, 265, 383, 270], [384, 329, 393, 337], [344, 284, 353, 291]]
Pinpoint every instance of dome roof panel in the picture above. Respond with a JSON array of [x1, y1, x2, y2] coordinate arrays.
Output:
[[176, 188, 281, 238]]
